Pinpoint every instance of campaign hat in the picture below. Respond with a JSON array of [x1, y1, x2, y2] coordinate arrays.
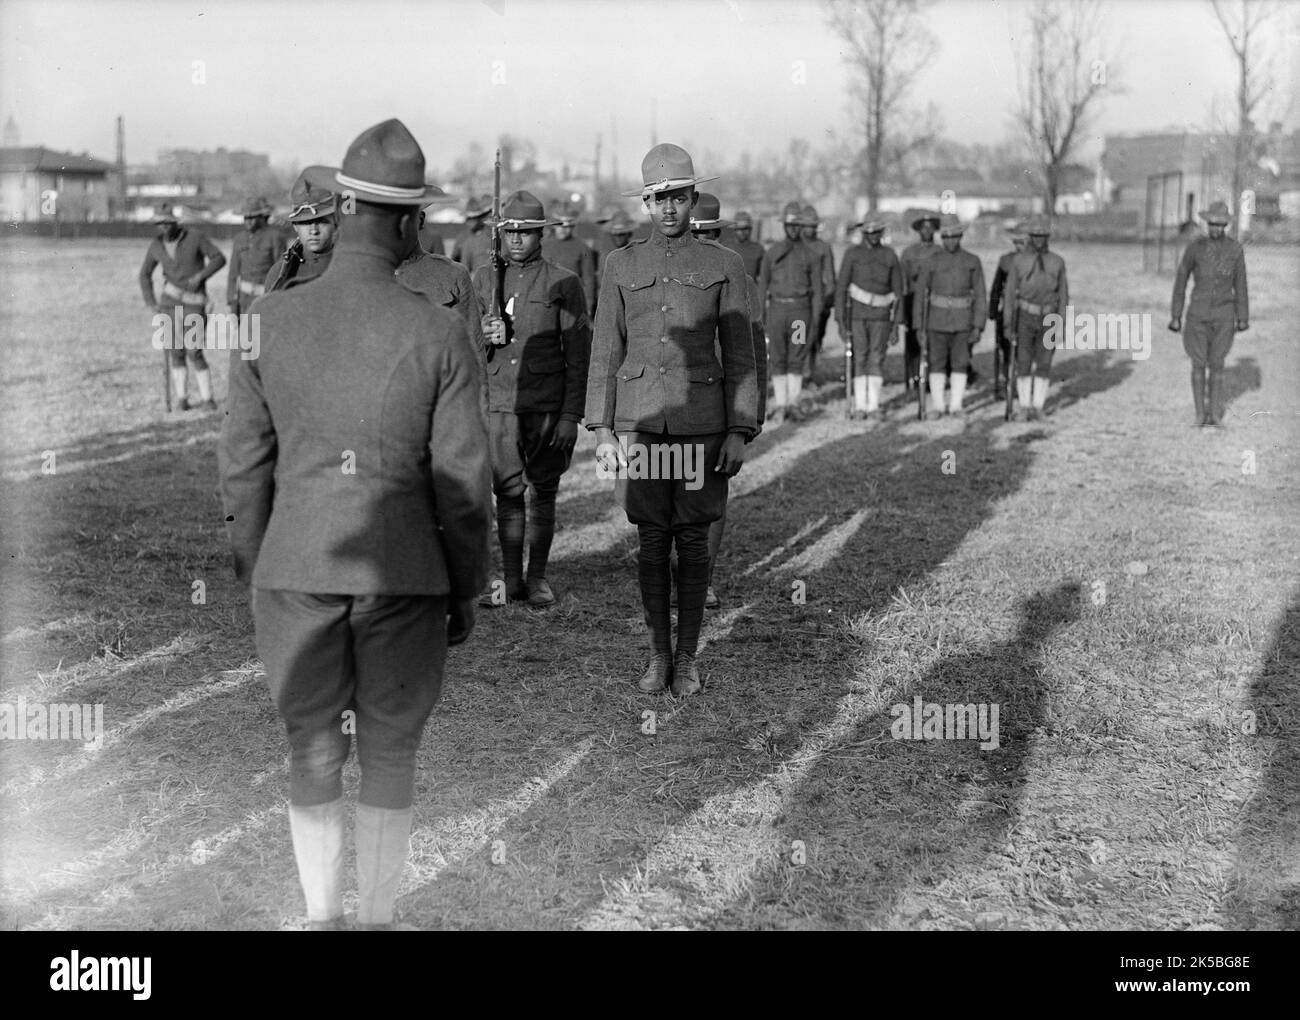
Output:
[[287, 169, 338, 223], [497, 190, 561, 230], [303, 119, 446, 206], [623, 143, 718, 198], [689, 193, 730, 231]]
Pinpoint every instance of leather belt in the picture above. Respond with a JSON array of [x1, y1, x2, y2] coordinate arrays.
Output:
[[929, 294, 972, 309], [1017, 299, 1049, 315], [850, 284, 894, 307], [238, 279, 266, 297], [770, 295, 811, 303], [161, 282, 205, 304]]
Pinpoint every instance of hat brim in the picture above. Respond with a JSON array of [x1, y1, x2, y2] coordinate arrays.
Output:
[[497, 218, 562, 231], [1199, 212, 1230, 224], [152, 214, 178, 224], [911, 216, 941, 229], [303, 164, 445, 206], [690, 217, 731, 231], [288, 197, 338, 223], [622, 175, 720, 199]]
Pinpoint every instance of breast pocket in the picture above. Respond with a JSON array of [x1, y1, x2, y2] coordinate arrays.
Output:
[[672, 270, 725, 322]]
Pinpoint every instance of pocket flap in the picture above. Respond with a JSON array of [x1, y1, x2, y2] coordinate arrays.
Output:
[[619, 274, 657, 292], [617, 363, 645, 381], [687, 365, 723, 384], [674, 270, 725, 290]]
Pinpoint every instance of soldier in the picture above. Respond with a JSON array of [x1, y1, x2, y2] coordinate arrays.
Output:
[[724, 209, 765, 281], [139, 203, 226, 411], [451, 194, 495, 273], [587, 144, 757, 696], [800, 204, 836, 385], [918, 214, 986, 417], [264, 168, 339, 293], [1169, 200, 1249, 427], [473, 191, 591, 609], [986, 223, 1027, 400], [900, 211, 942, 393], [227, 196, 286, 315], [219, 119, 491, 932], [1003, 215, 1068, 422], [758, 200, 824, 424], [542, 200, 598, 316], [835, 214, 903, 420]]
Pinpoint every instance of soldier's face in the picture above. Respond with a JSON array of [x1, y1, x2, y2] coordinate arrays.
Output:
[[1013, 238, 1027, 252], [612, 232, 632, 247], [1028, 233, 1048, 251], [555, 223, 574, 240], [294, 216, 337, 254], [506, 228, 543, 262], [1207, 222, 1226, 238], [644, 187, 696, 237], [918, 223, 936, 242], [156, 222, 179, 241], [865, 229, 883, 247], [783, 223, 802, 241], [942, 234, 962, 253], [692, 228, 722, 242], [245, 215, 267, 232], [801, 224, 817, 241], [734, 225, 751, 241]]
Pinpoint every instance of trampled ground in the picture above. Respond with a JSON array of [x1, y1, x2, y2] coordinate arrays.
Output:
[[1, 237, 1297, 930]]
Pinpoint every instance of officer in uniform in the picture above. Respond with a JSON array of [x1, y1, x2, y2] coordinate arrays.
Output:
[[758, 200, 824, 424], [542, 200, 598, 316], [139, 204, 227, 411], [1003, 215, 1068, 421], [986, 223, 1027, 400], [228, 196, 286, 314], [900, 211, 941, 393], [800, 204, 836, 385], [473, 191, 591, 609], [918, 214, 986, 417], [264, 169, 340, 293], [587, 144, 757, 696], [835, 214, 902, 420], [724, 209, 765, 281], [1169, 200, 1249, 427], [220, 120, 491, 932], [451, 194, 495, 273]]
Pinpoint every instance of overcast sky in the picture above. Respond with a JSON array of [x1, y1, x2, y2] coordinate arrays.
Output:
[[2, 0, 1298, 178]]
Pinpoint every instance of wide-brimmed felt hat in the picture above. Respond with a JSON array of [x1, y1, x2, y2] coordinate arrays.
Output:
[[938, 213, 966, 237], [1199, 200, 1231, 225], [304, 119, 445, 206], [287, 168, 338, 223], [624, 143, 718, 198], [1022, 214, 1052, 236], [782, 200, 806, 225], [241, 195, 274, 218], [911, 210, 941, 230], [850, 215, 886, 234], [465, 193, 493, 218], [554, 200, 581, 225], [733, 210, 754, 228], [605, 210, 637, 235], [1007, 221, 1027, 240], [497, 190, 561, 230], [689, 193, 730, 232], [801, 204, 821, 227], [152, 203, 179, 224]]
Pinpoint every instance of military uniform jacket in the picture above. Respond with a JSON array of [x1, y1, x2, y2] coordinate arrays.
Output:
[[397, 249, 491, 414], [138, 228, 224, 304], [587, 230, 758, 437], [919, 248, 987, 333], [471, 254, 591, 421], [1003, 248, 1068, 333], [836, 243, 903, 324], [987, 249, 1017, 322], [900, 240, 940, 328], [1171, 235, 1248, 323], [452, 225, 494, 273], [228, 225, 288, 302], [724, 237, 765, 281], [263, 244, 333, 292], [219, 238, 492, 597], [541, 235, 597, 314], [806, 236, 837, 307], [758, 238, 825, 319]]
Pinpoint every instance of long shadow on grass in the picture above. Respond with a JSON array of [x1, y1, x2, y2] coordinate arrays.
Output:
[[1224, 588, 1300, 930]]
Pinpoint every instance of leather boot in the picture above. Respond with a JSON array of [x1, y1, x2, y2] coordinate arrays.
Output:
[[355, 803, 413, 929], [288, 799, 345, 929], [637, 525, 673, 692], [1206, 368, 1224, 426], [1191, 366, 1207, 425]]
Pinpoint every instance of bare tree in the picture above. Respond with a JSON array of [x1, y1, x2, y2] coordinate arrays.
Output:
[[824, 0, 938, 212], [1209, 0, 1281, 218], [1013, 0, 1118, 215]]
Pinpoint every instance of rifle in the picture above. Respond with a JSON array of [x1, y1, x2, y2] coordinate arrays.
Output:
[[489, 148, 511, 347], [1005, 311, 1018, 422], [268, 238, 304, 293], [162, 343, 171, 412], [916, 292, 928, 421], [843, 306, 852, 418]]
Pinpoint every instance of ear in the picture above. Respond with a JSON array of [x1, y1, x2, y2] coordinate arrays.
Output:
[[689, 189, 699, 209]]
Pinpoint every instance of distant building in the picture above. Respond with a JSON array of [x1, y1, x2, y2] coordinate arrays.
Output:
[[0, 146, 120, 222]]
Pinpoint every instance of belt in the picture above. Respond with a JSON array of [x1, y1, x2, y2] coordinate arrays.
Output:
[[929, 294, 972, 309], [238, 279, 266, 297], [162, 282, 206, 304], [770, 294, 811, 303], [1017, 299, 1050, 315], [849, 284, 894, 308]]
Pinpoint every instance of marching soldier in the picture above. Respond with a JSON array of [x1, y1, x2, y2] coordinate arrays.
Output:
[[835, 214, 902, 420], [986, 223, 1027, 400], [451, 194, 495, 273], [800, 204, 836, 385], [900, 211, 941, 393], [918, 214, 986, 417], [1169, 200, 1249, 427], [1003, 215, 1068, 422], [724, 209, 765, 281], [588, 144, 757, 696], [542, 200, 598, 315], [219, 118, 491, 931], [473, 191, 591, 609], [264, 169, 339, 292], [139, 203, 226, 411], [227, 196, 286, 314], [758, 200, 824, 424]]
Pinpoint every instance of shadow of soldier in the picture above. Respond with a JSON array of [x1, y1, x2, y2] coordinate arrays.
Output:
[[1219, 355, 1261, 422], [1223, 590, 1300, 930]]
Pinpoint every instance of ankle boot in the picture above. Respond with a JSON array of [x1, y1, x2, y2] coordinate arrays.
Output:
[[288, 799, 345, 927], [355, 803, 413, 928]]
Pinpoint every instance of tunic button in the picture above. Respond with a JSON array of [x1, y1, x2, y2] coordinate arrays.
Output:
[[660, 367, 666, 374], [662, 276, 669, 283], [660, 336, 668, 343], [510, 358, 517, 365], [661, 305, 669, 312]]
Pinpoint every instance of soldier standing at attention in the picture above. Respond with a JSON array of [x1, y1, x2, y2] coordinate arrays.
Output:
[[264, 170, 339, 293], [139, 204, 226, 411], [452, 194, 495, 273], [758, 200, 824, 424], [1169, 200, 1249, 427], [800, 204, 836, 386], [986, 223, 1026, 401], [219, 119, 491, 932], [835, 215, 902, 420], [542, 201, 598, 316], [227, 196, 285, 315], [724, 209, 765, 281], [473, 192, 591, 609], [588, 144, 757, 696], [918, 214, 986, 418], [1003, 216, 1068, 422], [900, 211, 941, 394]]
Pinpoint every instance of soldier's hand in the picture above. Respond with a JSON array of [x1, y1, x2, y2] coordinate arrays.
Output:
[[551, 418, 578, 454], [918, 331, 928, 347], [594, 428, 626, 476], [715, 433, 747, 477], [890, 324, 903, 348], [1168, 318, 1182, 333], [447, 597, 476, 646], [969, 327, 982, 347], [1236, 320, 1249, 332], [482, 316, 508, 346]]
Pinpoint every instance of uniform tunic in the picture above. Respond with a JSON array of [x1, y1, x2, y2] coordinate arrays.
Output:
[[397, 248, 490, 413], [900, 239, 940, 380], [724, 236, 765, 281], [919, 247, 986, 374], [804, 235, 837, 352], [836, 242, 902, 376], [263, 243, 334, 292], [987, 248, 1018, 354], [542, 234, 598, 315], [452, 224, 494, 274], [1004, 248, 1068, 375], [139, 227, 226, 367], [229, 224, 289, 313], [1171, 235, 1248, 369], [758, 238, 824, 374]]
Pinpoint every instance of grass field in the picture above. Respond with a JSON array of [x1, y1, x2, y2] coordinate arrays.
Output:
[[1, 236, 1297, 931]]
